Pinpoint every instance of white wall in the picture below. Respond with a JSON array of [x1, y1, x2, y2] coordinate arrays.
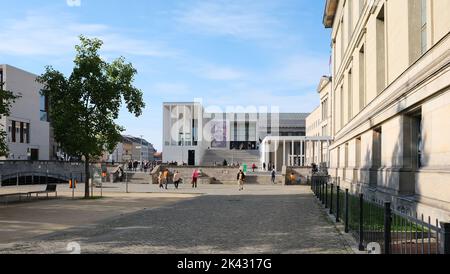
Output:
[[1, 64, 50, 160]]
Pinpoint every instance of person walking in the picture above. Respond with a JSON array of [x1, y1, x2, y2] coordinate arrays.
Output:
[[158, 171, 164, 189], [237, 170, 246, 191], [192, 169, 199, 188], [263, 162, 266, 171], [173, 171, 181, 190], [252, 163, 256, 172], [271, 169, 276, 184], [163, 169, 170, 190]]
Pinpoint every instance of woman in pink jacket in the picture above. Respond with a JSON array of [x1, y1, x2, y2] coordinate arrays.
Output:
[[192, 169, 199, 188]]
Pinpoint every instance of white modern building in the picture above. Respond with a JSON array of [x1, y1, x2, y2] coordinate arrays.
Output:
[[0, 64, 53, 161], [162, 102, 309, 167]]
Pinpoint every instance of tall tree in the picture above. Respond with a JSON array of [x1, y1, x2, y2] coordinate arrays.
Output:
[[38, 36, 145, 198], [0, 83, 19, 156]]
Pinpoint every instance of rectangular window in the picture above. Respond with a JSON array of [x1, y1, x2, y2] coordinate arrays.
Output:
[[344, 143, 349, 179], [26, 123, 30, 144], [373, 127, 382, 168], [348, 0, 353, 42], [348, 68, 353, 121], [359, 45, 366, 110], [376, 6, 386, 94], [40, 95, 48, 122], [337, 146, 341, 168], [0, 70, 3, 89], [420, 0, 427, 54], [408, 110, 423, 169], [20, 122, 24, 143], [11, 120, 16, 143], [340, 85, 344, 129], [355, 137, 362, 168], [341, 19, 345, 61]]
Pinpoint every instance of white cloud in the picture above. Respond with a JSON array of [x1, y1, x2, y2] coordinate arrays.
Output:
[[0, 12, 176, 58], [176, 1, 281, 41]]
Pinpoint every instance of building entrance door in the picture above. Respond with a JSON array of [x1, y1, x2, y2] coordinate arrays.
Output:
[[188, 150, 195, 166], [30, 149, 39, 161]]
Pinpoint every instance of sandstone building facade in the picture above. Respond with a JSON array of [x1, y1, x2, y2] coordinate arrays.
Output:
[[319, 0, 450, 220]]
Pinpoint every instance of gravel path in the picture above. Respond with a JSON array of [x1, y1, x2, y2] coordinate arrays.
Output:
[[0, 186, 352, 254]]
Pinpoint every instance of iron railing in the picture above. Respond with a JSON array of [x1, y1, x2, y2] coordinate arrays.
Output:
[[311, 176, 447, 254]]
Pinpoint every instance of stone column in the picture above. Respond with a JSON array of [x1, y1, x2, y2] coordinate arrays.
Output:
[[300, 140, 304, 166]]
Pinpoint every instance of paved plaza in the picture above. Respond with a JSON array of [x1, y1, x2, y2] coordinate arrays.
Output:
[[0, 184, 354, 254]]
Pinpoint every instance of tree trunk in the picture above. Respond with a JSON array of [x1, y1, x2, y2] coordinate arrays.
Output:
[[84, 156, 90, 198]]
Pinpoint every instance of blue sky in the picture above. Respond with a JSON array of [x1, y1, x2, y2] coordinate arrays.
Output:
[[0, 0, 331, 151]]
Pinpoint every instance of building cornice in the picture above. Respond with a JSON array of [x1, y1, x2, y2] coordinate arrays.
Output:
[[323, 0, 339, 28]]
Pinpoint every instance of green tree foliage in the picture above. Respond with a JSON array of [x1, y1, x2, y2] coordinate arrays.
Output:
[[0, 84, 19, 156], [38, 36, 145, 197]]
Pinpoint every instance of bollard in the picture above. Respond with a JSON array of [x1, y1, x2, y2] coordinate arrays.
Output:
[[345, 189, 349, 233], [359, 193, 365, 251], [325, 182, 328, 208], [384, 202, 392, 254]]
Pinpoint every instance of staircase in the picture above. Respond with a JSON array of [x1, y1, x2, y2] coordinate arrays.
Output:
[[126, 172, 152, 184], [201, 150, 260, 166]]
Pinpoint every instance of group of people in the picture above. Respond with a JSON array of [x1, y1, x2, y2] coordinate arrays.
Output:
[[127, 160, 156, 172], [157, 169, 183, 190], [156, 162, 281, 191], [262, 162, 276, 172], [157, 168, 200, 190]]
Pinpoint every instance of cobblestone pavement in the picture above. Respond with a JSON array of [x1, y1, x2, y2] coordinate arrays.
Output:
[[0, 185, 353, 254]]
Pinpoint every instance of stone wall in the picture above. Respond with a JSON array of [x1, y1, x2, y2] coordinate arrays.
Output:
[[153, 165, 285, 185], [285, 167, 313, 185], [0, 161, 122, 185]]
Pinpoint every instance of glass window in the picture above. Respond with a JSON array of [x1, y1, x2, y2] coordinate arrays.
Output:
[[421, 0, 427, 54], [40, 95, 48, 122]]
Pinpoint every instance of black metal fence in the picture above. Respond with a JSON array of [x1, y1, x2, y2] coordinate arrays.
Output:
[[311, 175, 448, 254]]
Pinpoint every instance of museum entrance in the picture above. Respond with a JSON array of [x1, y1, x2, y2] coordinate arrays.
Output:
[[230, 141, 257, 150]]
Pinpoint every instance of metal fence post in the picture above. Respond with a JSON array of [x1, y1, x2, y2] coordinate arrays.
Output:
[[325, 182, 328, 208], [359, 193, 365, 251], [384, 202, 392, 255], [440, 222, 450, 254], [336, 186, 340, 223], [330, 184, 334, 214], [319, 179, 322, 201], [345, 189, 349, 233]]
